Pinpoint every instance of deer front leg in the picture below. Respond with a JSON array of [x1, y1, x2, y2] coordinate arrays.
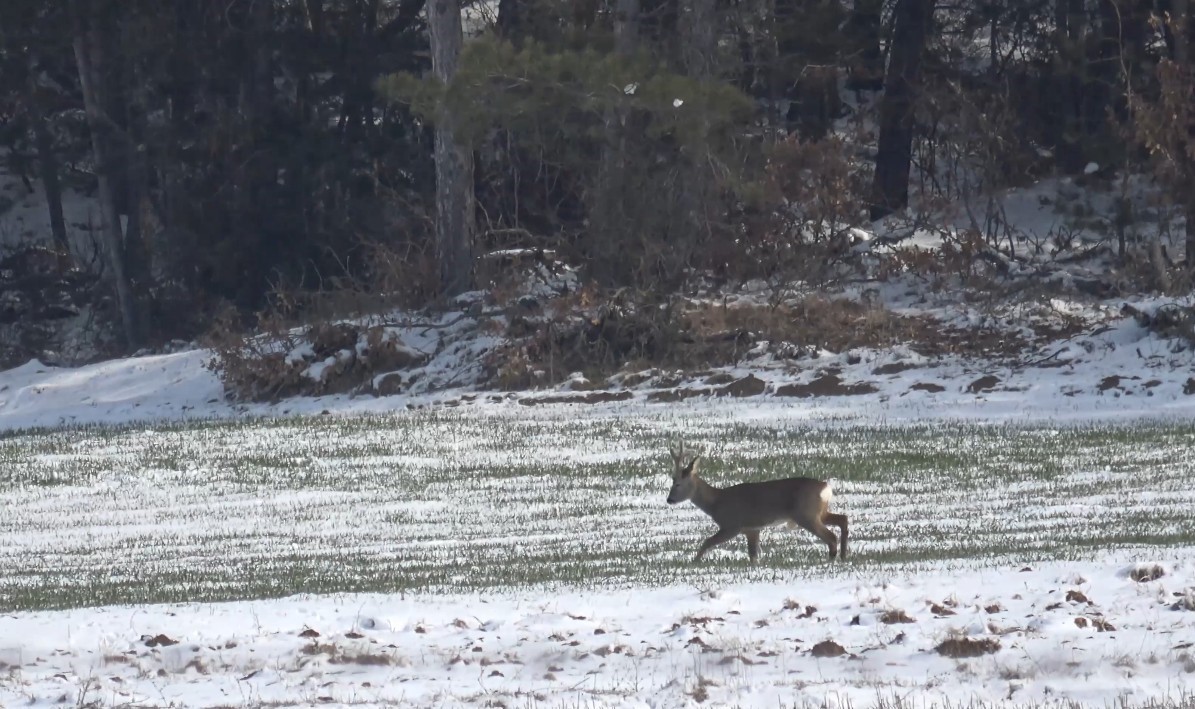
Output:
[[745, 530, 761, 562], [695, 527, 740, 561]]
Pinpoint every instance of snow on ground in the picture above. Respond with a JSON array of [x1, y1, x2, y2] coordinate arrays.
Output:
[[2, 558, 1193, 708], [2, 296, 1194, 434], [0, 158, 102, 255], [0, 323, 1194, 706]]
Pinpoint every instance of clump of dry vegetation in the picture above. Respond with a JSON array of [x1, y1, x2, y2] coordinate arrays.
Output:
[[205, 312, 428, 402], [880, 609, 916, 624], [300, 641, 398, 666], [935, 636, 1001, 658], [810, 639, 847, 657], [1130, 564, 1166, 583]]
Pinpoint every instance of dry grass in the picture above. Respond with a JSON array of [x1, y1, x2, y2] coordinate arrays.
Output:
[[810, 639, 847, 657], [300, 641, 398, 666], [935, 636, 1001, 658], [1131, 564, 1167, 583], [682, 296, 1030, 361], [880, 609, 916, 624]]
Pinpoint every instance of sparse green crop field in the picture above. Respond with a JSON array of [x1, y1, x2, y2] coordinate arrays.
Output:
[[3, 410, 1195, 612]]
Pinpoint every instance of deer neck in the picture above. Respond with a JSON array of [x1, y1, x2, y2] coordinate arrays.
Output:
[[689, 475, 722, 517]]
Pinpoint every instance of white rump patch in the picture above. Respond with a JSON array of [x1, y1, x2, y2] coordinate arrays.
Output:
[[820, 484, 833, 503]]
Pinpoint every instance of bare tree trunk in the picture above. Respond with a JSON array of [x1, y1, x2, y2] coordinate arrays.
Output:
[[585, 0, 641, 282], [497, 0, 522, 41], [869, 0, 932, 221], [615, 0, 640, 54], [28, 87, 69, 260], [673, 0, 717, 280], [1052, 0, 1088, 172], [429, 0, 474, 296], [72, 1, 142, 349], [844, 0, 883, 90], [1173, 0, 1195, 268], [680, 0, 715, 79]]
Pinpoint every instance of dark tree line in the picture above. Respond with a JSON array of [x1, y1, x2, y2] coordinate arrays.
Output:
[[1, 0, 1194, 352]]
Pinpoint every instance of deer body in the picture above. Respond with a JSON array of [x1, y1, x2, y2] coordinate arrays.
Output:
[[666, 442, 848, 562]]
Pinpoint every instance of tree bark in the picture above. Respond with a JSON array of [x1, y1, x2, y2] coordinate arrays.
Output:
[[673, 0, 717, 280], [429, 0, 475, 296], [844, 0, 883, 91], [72, 1, 142, 349], [1174, 0, 1195, 267], [496, 0, 522, 42], [28, 84, 69, 259], [680, 0, 716, 80], [1051, 0, 1088, 172], [869, 0, 933, 221], [615, 0, 640, 55]]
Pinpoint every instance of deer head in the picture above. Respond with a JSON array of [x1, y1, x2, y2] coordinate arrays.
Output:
[[666, 440, 702, 504]]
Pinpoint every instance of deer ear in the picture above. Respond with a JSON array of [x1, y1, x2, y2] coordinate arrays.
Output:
[[683, 456, 700, 475]]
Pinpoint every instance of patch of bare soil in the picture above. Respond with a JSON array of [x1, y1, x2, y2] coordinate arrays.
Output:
[[967, 375, 1000, 394], [809, 640, 847, 657], [716, 374, 767, 397], [775, 373, 879, 398], [518, 391, 634, 406], [935, 637, 1001, 658], [1099, 375, 1140, 392], [873, 362, 919, 375], [647, 388, 710, 402], [910, 382, 945, 393], [1066, 590, 1093, 605], [143, 634, 178, 647]]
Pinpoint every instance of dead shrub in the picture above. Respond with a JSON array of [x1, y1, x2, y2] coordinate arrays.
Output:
[[300, 640, 395, 665], [1130, 564, 1166, 583], [880, 609, 916, 624], [203, 307, 308, 402], [683, 296, 1027, 361], [484, 288, 686, 388], [689, 676, 714, 703], [809, 639, 847, 657], [1065, 590, 1092, 605], [935, 636, 1001, 658], [205, 309, 428, 402], [1172, 590, 1195, 612], [735, 136, 868, 292]]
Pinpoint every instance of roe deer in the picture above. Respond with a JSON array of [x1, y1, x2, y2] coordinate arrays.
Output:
[[665, 440, 848, 562]]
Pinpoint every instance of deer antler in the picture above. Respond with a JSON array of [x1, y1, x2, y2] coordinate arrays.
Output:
[[670, 439, 685, 465]]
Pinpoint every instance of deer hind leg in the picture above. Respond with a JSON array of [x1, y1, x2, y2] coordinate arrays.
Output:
[[696, 527, 740, 561], [822, 512, 849, 559], [745, 530, 761, 562], [792, 517, 839, 561]]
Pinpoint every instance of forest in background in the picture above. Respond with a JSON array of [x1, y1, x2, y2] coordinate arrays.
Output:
[[2, 0, 1195, 366]]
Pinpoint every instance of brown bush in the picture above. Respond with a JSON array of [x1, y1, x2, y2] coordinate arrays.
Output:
[[205, 310, 429, 402], [731, 136, 868, 291], [935, 636, 1001, 658]]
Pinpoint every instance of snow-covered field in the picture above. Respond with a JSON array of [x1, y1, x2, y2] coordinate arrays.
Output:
[[3, 560, 1194, 708], [2, 339, 1195, 707]]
